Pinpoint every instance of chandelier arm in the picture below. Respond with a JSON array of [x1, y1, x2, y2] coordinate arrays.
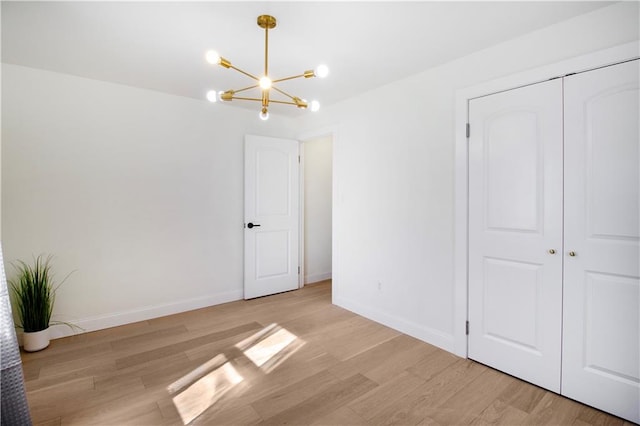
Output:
[[271, 86, 298, 101], [272, 74, 307, 84], [228, 96, 264, 102], [229, 65, 260, 82], [269, 99, 306, 106], [232, 84, 260, 94], [225, 97, 301, 107]]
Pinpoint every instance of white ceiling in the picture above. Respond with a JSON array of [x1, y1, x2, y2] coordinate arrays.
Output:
[[2, 1, 612, 117]]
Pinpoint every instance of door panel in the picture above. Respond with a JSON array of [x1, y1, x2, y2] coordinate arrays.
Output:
[[562, 60, 640, 423], [468, 79, 564, 392], [244, 135, 299, 299], [583, 273, 639, 381], [485, 110, 541, 233], [256, 149, 292, 217], [483, 258, 543, 352], [256, 231, 291, 278]]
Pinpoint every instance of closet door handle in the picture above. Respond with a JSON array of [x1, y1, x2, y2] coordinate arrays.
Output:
[[548, 249, 556, 254], [568, 251, 576, 257]]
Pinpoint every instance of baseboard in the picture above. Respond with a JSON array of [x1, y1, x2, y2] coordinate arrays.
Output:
[[43, 289, 244, 340], [334, 295, 456, 355], [304, 271, 332, 284]]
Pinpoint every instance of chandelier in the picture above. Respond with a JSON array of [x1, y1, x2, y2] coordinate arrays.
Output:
[[205, 15, 328, 120]]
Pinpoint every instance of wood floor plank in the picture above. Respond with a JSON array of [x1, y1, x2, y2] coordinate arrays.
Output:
[[26, 365, 101, 393], [525, 392, 586, 425], [197, 344, 339, 414], [191, 401, 262, 425], [438, 366, 516, 421], [28, 376, 95, 398], [329, 333, 430, 381], [469, 399, 529, 425], [281, 303, 355, 338], [364, 337, 438, 385], [312, 315, 401, 361], [34, 417, 61, 426], [406, 346, 460, 381], [94, 352, 189, 391], [28, 377, 146, 422], [250, 369, 341, 419], [23, 321, 152, 360], [156, 395, 183, 424], [574, 404, 627, 426], [368, 359, 487, 424], [20, 281, 626, 426], [114, 322, 262, 369], [23, 342, 113, 376], [497, 378, 547, 414], [259, 373, 378, 425], [182, 327, 263, 363], [348, 371, 425, 420], [37, 351, 115, 379], [61, 400, 163, 426], [310, 405, 369, 425], [109, 324, 188, 351]]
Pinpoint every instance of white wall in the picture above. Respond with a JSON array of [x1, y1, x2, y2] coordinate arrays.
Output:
[[1, 65, 296, 337], [303, 136, 332, 284], [296, 2, 640, 353]]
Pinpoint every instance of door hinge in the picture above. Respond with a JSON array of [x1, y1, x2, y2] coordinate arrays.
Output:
[[465, 321, 469, 335], [298, 155, 300, 163], [298, 266, 300, 274], [466, 123, 470, 138]]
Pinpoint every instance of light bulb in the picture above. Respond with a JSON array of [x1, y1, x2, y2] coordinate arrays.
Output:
[[206, 90, 218, 103], [205, 50, 221, 65], [259, 76, 272, 90], [310, 100, 320, 112], [259, 109, 269, 121], [315, 64, 329, 78]]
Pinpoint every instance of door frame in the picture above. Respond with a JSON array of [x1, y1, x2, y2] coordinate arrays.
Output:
[[297, 126, 339, 293], [453, 41, 639, 358]]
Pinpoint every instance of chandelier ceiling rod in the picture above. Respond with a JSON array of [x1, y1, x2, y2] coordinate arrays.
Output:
[[205, 15, 329, 120]]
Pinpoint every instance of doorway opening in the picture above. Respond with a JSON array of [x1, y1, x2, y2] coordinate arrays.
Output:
[[300, 134, 333, 288]]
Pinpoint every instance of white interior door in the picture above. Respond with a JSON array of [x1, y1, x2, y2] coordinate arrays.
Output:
[[244, 135, 299, 299], [562, 60, 640, 423], [468, 79, 564, 392]]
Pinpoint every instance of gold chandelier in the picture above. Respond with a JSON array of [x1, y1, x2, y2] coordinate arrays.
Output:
[[205, 15, 328, 120]]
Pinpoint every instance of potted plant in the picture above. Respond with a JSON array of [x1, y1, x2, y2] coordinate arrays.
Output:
[[8, 254, 73, 352]]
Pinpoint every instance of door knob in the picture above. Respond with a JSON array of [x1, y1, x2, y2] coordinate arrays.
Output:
[[548, 249, 556, 254], [568, 251, 576, 257], [247, 222, 261, 229]]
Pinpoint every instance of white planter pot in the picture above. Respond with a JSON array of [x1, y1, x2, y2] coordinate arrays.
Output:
[[23, 328, 50, 352]]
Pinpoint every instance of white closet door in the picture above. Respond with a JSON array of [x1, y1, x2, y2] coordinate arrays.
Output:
[[468, 79, 564, 392], [562, 60, 640, 424]]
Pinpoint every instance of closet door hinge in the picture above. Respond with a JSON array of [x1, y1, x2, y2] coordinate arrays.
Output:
[[298, 266, 300, 274], [466, 123, 470, 138], [466, 321, 470, 335]]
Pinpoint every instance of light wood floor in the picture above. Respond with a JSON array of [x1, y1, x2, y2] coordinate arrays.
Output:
[[21, 281, 632, 426]]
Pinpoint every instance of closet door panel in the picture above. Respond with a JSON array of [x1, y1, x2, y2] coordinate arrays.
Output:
[[468, 79, 563, 392], [562, 59, 639, 424]]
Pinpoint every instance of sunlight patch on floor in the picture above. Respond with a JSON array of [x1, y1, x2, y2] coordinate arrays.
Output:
[[235, 323, 305, 373], [168, 323, 305, 424], [168, 354, 243, 425]]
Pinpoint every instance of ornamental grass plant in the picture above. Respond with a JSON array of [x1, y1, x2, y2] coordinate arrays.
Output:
[[9, 254, 69, 333]]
